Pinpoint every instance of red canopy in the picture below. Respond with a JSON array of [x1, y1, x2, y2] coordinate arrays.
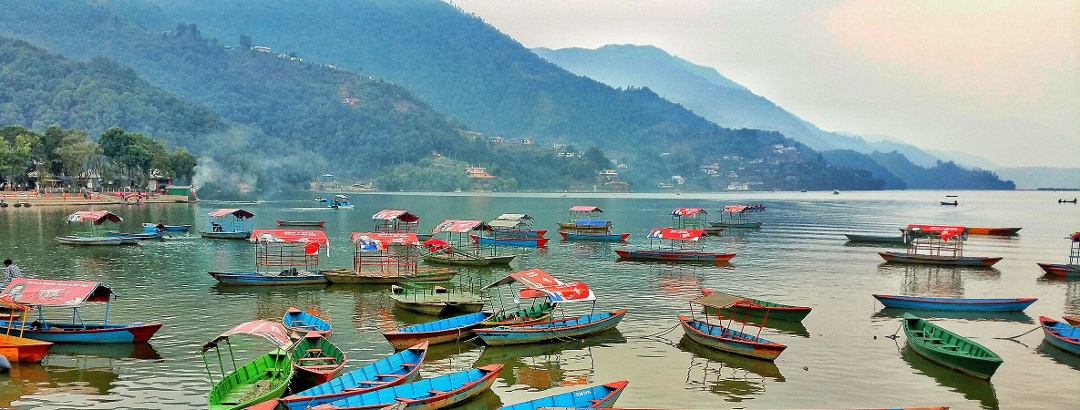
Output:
[[647, 228, 705, 241], [64, 210, 122, 225], [0, 278, 117, 307], [251, 229, 330, 246], [906, 224, 965, 241], [207, 208, 255, 219], [722, 205, 749, 213], [351, 232, 420, 249], [202, 320, 292, 352], [1071, 232, 1080, 242], [569, 206, 603, 213], [431, 220, 488, 233], [536, 282, 595, 303], [372, 210, 420, 223], [672, 208, 706, 217], [483, 268, 566, 290]]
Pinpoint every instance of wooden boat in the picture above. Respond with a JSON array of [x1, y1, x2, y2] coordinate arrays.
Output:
[[1065, 316, 1080, 327], [0, 279, 162, 343], [277, 220, 326, 228], [107, 231, 164, 241], [940, 201, 958, 206], [389, 283, 486, 316], [426, 219, 520, 266], [382, 311, 489, 350], [199, 208, 255, 239], [1060, 198, 1079, 203], [844, 233, 908, 245], [291, 331, 347, 387], [142, 222, 191, 232], [700, 288, 811, 322], [211, 229, 331, 286], [1039, 316, 1080, 356], [283, 307, 332, 338], [202, 321, 296, 410], [55, 235, 123, 246], [475, 310, 626, 346], [902, 313, 1003, 379], [424, 251, 517, 266], [472, 233, 550, 247], [965, 227, 1021, 236], [559, 231, 630, 242], [496, 380, 628, 409], [557, 206, 612, 231], [679, 291, 787, 361], [708, 205, 763, 229], [489, 213, 547, 238], [616, 228, 735, 263], [372, 209, 421, 234], [1036, 231, 1080, 278], [879, 225, 1001, 267], [328, 194, 354, 209], [340, 232, 461, 285], [310, 364, 503, 409], [273, 342, 428, 410], [480, 301, 557, 327], [670, 207, 710, 230], [322, 268, 458, 285], [0, 297, 52, 363], [57, 210, 128, 245], [873, 294, 1036, 312]]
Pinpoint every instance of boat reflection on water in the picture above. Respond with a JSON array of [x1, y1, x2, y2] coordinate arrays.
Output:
[[49, 342, 162, 360], [871, 307, 1034, 324], [474, 329, 626, 390], [1038, 339, 1080, 371], [676, 335, 784, 402], [900, 345, 998, 409], [421, 340, 483, 373], [698, 308, 810, 338], [2, 361, 122, 405]]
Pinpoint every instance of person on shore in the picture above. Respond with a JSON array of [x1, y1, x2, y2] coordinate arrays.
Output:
[[2, 259, 22, 288]]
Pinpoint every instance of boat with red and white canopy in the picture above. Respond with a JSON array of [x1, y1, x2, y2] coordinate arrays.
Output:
[[557, 206, 612, 230], [424, 220, 519, 266], [0, 278, 162, 343], [56, 210, 125, 245], [709, 205, 764, 229], [200, 208, 256, 239], [321, 232, 457, 284], [615, 228, 736, 263], [208, 229, 330, 285], [879, 224, 1002, 267], [1037, 231, 1080, 278]]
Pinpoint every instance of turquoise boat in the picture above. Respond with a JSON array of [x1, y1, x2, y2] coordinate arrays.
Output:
[[902, 313, 1003, 379], [496, 380, 628, 409], [315, 364, 503, 409], [1039, 316, 1080, 356], [382, 311, 490, 350], [873, 294, 1036, 312], [273, 342, 428, 410], [474, 310, 626, 346], [282, 307, 333, 338]]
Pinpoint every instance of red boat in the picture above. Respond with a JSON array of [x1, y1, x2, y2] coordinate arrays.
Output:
[[1037, 231, 1080, 278]]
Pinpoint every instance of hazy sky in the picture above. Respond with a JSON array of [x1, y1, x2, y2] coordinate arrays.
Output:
[[447, 0, 1079, 168]]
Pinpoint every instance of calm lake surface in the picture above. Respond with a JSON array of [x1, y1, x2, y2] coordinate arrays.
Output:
[[1, 190, 1078, 410]]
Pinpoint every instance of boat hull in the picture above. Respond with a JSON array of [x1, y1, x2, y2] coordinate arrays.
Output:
[[480, 302, 556, 327], [902, 313, 1002, 380], [209, 271, 327, 286], [423, 253, 517, 266], [559, 231, 630, 242], [143, 223, 191, 232], [496, 380, 628, 409], [283, 307, 332, 338], [55, 236, 123, 246], [557, 221, 611, 230], [382, 312, 489, 350], [276, 342, 427, 410], [292, 334, 347, 387], [0, 334, 53, 363], [1037, 263, 1080, 278], [0, 321, 162, 343], [844, 234, 907, 245], [322, 268, 458, 284], [208, 348, 293, 410], [873, 294, 1036, 312], [700, 289, 811, 322], [966, 227, 1022, 236], [472, 234, 550, 247], [313, 364, 502, 410], [276, 220, 326, 227], [708, 221, 762, 229], [879, 252, 1001, 267], [474, 309, 626, 346], [615, 249, 736, 263], [678, 316, 786, 361], [199, 230, 252, 240], [1040, 316, 1080, 356]]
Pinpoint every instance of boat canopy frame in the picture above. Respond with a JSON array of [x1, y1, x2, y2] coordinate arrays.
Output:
[[687, 291, 771, 344], [671, 208, 709, 229], [200, 320, 293, 386], [249, 229, 328, 276], [0, 278, 123, 332], [429, 219, 502, 258], [352, 232, 422, 275], [372, 210, 421, 234], [646, 228, 707, 252], [206, 208, 255, 233], [903, 224, 968, 258], [1069, 231, 1080, 267]]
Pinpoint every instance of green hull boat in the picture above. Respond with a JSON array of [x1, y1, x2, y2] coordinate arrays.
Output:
[[208, 348, 294, 410], [480, 301, 556, 327], [902, 313, 1003, 380]]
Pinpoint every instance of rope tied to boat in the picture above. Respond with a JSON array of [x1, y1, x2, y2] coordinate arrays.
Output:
[[995, 326, 1040, 340]]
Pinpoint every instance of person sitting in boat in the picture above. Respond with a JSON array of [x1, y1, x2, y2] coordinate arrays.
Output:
[[155, 221, 166, 233], [211, 222, 223, 232]]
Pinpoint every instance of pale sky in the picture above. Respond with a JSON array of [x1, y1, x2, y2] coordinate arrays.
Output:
[[447, 0, 1080, 168]]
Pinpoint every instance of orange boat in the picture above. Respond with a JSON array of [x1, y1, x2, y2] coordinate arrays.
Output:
[[0, 297, 52, 363], [966, 227, 1021, 236]]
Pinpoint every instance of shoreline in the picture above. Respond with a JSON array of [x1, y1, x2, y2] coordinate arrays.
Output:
[[0, 192, 192, 207]]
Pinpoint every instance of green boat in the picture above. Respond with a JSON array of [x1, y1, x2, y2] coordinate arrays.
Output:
[[901, 313, 1003, 380], [207, 348, 294, 410], [480, 301, 557, 327]]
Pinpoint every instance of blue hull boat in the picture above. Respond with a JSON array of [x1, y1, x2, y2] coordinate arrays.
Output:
[[142, 223, 191, 233], [873, 294, 1036, 312], [316, 364, 502, 409], [497, 380, 628, 409], [208, 271, 327, 286], [679, 316, 787, 361], [559, 231, 630, 242], [0, 321, 162, 344], [473, 309, 626, 346], [283, 307, 333, 338], [199, 230, 252, 240], [274, 342, 428, 410], [471, 234, 550, 247], [1040, 316, 1080, 356], [383, 311, 490, 350]]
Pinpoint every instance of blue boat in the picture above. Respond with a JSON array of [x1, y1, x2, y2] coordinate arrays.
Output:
[[559, 231, 630, 242], [382, 311, 490, 350], [199, 208, 255, 239], [283, 307, 333, 338], [1040, 316, 1080, 356], [142, 223, 192, 233], [873, 294, 1037, 312], [472, 234, 550, 247], [0, 279, 162, 344], [273, 342, 428, 410], [496, 380, 628, 409], [474, 310, 626, 346], [210, 229, 331, 286], [316, 364, 503, 409], [328, 194, 354, 209]]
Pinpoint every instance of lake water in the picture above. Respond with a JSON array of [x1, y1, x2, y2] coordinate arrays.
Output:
[[1, 190, 1078, 409]]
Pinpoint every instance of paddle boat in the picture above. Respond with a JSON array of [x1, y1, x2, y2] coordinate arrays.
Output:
[[323, 232, 459, 284], [1036, 231, 1080, 278], [142, 222, 192, 233], [382, 311, 490, 350], [557, 206, 612, 230], [678, 291, 787, 361], [389, 282, 486, 316], [496, 380, 629, 409], [327, 194, 353, 209], [615, 228, 736, 263], [879, 224, 1002, 267], [56, 210, 127, 246], [282, 307, 332, 338], [0, 278, 162, 343], [291, 331, 347, 387], [199, 208, 255, 239], [1039, 316, 1080, 356], [699, 288, 811, 322], [208, 229, 330, 286], [873, 294, 1036, 312], [901, 313, 1002, 380], [276, 220, 326, 228], [474, 271, 626, 346], [310, 364, 503, 409], [708, 205, 763, 229], [0, 297, 52, 363], [271, 342, 428, 410], [201, 320, 295, 410], [965, 227, 1021, 236], [424, 220, 520, 266]]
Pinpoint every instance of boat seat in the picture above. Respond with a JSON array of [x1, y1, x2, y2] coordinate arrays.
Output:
[[298, 357, 333, 362], [356, 381, 387, 386], [428, 390, 444, 395], [400, 363, 417, 368], [374, 373, 399, 378], [303, 364, 341, 370], [305, 348, 323, 354]]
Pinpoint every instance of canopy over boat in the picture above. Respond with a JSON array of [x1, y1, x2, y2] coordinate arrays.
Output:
[[431, 220, 490, 233], [689, 291, 747, 310], [905, 224, 965, 241], [251, 229, 329, 246], [647, 228, 705, 241], [201, 320, 292, 352], [482, 268, 565, 290], [495, 213, 534, 222], [480, 268, 594, 303], [64, 210, 122, 225], [371, 210, 419, 223], [534, 282, 595, 303], [352, 232, 420, 250], [488, 219, 526, 229], [672, 208, 706, 217], [569, 206, 603, 213], [1072, 232, 1080, 242], [0, 278, 120, 307], [722, 205, 749, 213], [207, 208, 255, 219]]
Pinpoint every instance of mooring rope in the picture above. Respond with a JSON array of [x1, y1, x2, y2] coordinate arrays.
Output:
[[995, 326, 1040, 340]]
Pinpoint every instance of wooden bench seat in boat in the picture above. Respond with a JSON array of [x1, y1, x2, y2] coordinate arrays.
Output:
[[297, 356, 334, 362], [302, 364, 341, 370]]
